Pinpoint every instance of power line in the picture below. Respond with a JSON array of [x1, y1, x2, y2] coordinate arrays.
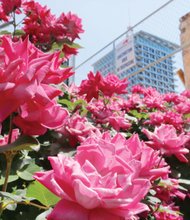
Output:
[[75, 0, 175, 70]]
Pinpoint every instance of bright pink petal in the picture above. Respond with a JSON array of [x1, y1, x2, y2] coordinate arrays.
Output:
[[47, 199, 88, 220]]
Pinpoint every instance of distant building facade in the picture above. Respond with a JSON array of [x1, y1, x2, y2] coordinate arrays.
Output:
[[93, 31, 178, 93]]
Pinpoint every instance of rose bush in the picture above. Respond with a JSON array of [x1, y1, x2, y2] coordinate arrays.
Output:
[[0, 1, 189, 220]]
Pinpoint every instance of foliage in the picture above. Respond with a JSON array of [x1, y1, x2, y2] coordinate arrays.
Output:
[[0, 1, 189, 220]]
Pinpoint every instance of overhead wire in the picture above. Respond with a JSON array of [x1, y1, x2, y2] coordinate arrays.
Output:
[[126, 39, 190, 78], [75, 0, 175, 70]]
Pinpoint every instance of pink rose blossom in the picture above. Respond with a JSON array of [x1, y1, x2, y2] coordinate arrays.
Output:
[[0, 6, 9, 21], [23, 0, 56, 48], [123, 94, 143, 110], [0, 36, 71, 134], [163, 111, 183, 131], [108, 112, 131, 131], [23, 2, 83, 52], [34, 133, 157, 219], [101, 74, 128, 97], [0, 36, 38, 122], [54, 12, 84, 42], [175, 101, 190, 114], [163, 93, 182, 104], [0, 129, 20, 145], [154, 178, 186, 203], [181, 90, 190, 98], [78, 71, 105, 102], [87, 99, 113, 124], [1, 0, 21, 15], [146, 111, 164, 126], [131, 85, 145, 94], [143, 124, 189, 162], [14, 101, 69, 135], [57, 113, 98, 147], [79, 72, 128, 102], [124, 134, 169, 180], [35, 132, 169, 220], [144, 94, 164, 110], [154, 204, 183, 220], [87, 99, 131, 131], [141, 87, 160, 97]]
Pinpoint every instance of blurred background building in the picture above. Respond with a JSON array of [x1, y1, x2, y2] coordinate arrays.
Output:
[[73, 0, 190, 93], [93, 31, 178, 93]]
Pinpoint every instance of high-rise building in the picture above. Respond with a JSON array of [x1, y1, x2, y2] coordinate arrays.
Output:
[[93, 31, 178, 93]]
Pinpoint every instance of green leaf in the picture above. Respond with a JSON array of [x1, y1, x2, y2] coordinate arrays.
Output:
[[26, 181, 60, 207], [58, 99, 74, 111], [129, 110, 149, 120], [0, 191, 23, 202], [0, 30, 11, 35], [147, 196, 161, 205], [51, 42, 63, 51], [6, 202, 17, 211], [0, 135, 40, 153], [14, 29, 25, 36], [0, 175, 18, 185], [73, 99, 87, 109], [69, 42, 82, 49], [178, 179, 190, 185], [184, 113, 190, 119], [61, 38, 83, 49], [17, 163, 42, 181]]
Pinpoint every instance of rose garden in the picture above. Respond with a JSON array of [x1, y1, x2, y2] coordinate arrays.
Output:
[[0, 1, 189, 219]]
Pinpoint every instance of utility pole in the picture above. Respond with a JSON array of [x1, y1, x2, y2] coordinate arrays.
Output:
[[179, 12, 190, 89]]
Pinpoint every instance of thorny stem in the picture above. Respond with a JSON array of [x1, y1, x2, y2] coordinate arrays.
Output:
[[157, 151, 163, 168], [2, 152, 16, 193], [7, 114, 13, 144], [20, 201, 50, 210], [0, 114, 15, 215], [0, 151, 16, 216], [3, 201, 49, 211]]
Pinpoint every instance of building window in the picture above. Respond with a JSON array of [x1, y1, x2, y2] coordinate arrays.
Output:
[[143, 46, 148, 51], [149, 48, 154, 53]]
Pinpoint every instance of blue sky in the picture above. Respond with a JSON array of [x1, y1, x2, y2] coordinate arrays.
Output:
[[37, 0, 189, 90], [38, 0, 168, 64]]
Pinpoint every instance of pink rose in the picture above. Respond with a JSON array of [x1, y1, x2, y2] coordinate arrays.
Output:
[[154, 204, 183, 220], [79, 72, 128, 102], [144, 94, 164, 110], [0, 36, 71, 134], [143, 124, 189, 162], [34, 133, 169, 219], [163, 93, 182, 104], [1, 0, 21, 15], [163, 111, 183, 131], [0, 129, 20, 145], [108, 112, 131, 131], [57, 113, 98, 147], [14, 101, 69, 135], [0, 36, 39, 122], [78, 71, 105, 102], [147, 111, 164, 126], [54, 12, 84, 42], [101, 73, 128, 97]]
